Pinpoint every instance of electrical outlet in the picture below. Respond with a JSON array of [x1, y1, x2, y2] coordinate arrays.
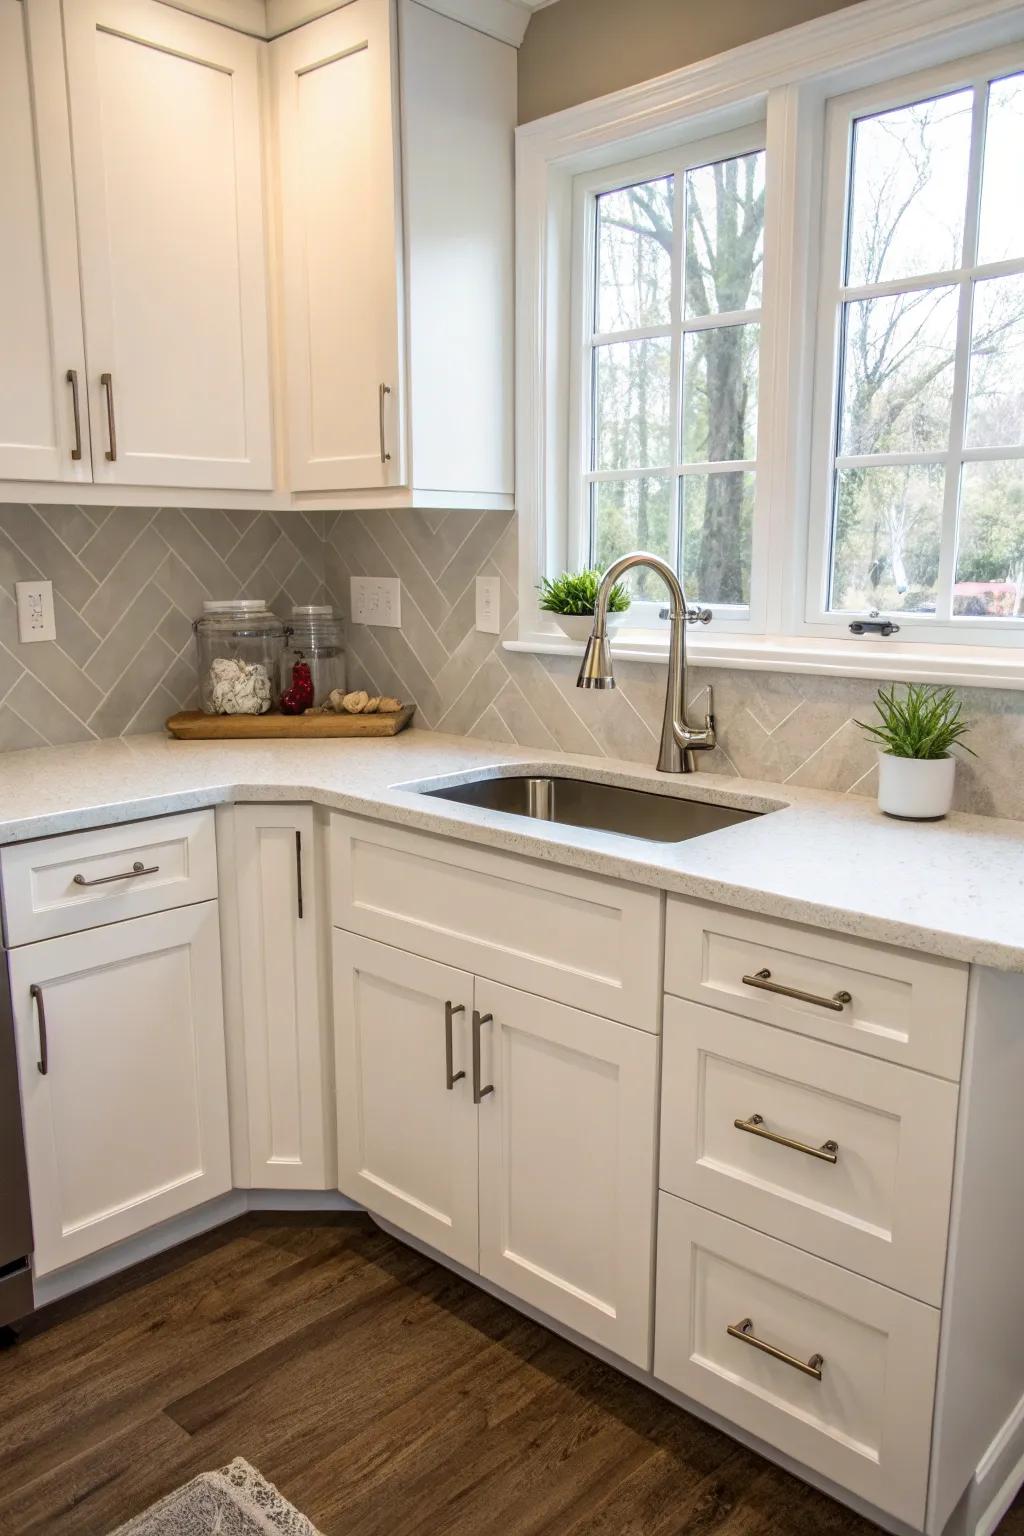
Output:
[[350, 576, 402, 628], [15, 580, 56, 643], [475, 576, 500, 635]]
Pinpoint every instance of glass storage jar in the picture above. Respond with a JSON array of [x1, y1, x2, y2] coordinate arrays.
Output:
[[193, 600, 288, 714], [284, 606, 346, 707]]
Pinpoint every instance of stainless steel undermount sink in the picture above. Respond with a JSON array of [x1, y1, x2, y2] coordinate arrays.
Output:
[[420, 774, 763, 844]]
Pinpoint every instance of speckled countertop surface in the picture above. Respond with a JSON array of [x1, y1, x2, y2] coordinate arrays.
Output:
[[0, 729, 1021, 970]]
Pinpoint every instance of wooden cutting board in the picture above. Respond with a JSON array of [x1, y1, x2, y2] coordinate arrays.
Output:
[[165, 706, 415, 740]]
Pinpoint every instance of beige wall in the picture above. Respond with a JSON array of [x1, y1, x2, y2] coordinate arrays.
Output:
[[518, 0, 865, 122]]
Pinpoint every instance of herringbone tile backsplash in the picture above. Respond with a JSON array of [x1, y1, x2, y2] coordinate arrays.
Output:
[[1, 501, 1021, 821]]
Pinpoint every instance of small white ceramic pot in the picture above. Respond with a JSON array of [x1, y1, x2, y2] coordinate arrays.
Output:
[[552, 613, 624, 643], [876, 751, 956, 820]]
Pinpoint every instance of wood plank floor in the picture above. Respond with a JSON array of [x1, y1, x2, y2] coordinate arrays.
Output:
[[0, 1214, 1021, 1536]]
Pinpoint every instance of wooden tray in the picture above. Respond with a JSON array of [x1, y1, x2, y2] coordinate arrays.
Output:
[[165, 705, 415, 740]]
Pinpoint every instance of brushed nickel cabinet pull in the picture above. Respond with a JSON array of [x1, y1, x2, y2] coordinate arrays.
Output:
[[73, 860, 158, 887], [295, 830, 304, 920], [66, 369, 83, 461], [742, 967, 852, 1012], [735, 1113, 839, 1164], [444, 1001, 465, 1091], [100, 372, 117, 461], [378, 382, 391, 464], [30, 984, 47, 1076], [472, 1009, 494, 1104], [727, 1317, 824, 1380]]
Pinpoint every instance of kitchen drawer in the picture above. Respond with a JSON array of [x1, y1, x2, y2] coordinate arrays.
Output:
[[654, 1195, 939, 1526], [660, 999, 958, 1303], [665, 896, 967, 1079], [1, 811, 218, 946], [330, 813, 661, 1030]]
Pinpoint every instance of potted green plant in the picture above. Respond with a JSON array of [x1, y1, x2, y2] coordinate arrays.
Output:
[[856, 683, 974, 820], [538, 568, 631, 643]]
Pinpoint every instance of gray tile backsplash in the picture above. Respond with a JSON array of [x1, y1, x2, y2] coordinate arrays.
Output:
[[1, 501, 1021, 822]]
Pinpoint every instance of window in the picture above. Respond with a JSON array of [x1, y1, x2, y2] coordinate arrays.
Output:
[[810, 60, 1024, 638], [572, 134, 766, 622]]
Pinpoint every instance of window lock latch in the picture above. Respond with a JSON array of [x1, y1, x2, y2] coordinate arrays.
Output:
[[660, 606, 713, 625], [849, 611, 900, 637]]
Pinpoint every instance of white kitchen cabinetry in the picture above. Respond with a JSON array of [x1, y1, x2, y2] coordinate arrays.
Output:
[[0, 0, 90, 483], [8, 904, 230, 1276], [271, 0, 515, 506], [227, 805, 333, 1190], [62, 0, 273, 489]]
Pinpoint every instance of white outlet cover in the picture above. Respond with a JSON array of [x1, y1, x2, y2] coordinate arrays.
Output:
[[15, 580, 56, 643], [350, 576, 401, 628], [475, 576, 500, 635]]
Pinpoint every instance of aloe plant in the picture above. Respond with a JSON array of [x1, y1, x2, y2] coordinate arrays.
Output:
[[538, 569, 630, 616], [856, 683, 975, 760]]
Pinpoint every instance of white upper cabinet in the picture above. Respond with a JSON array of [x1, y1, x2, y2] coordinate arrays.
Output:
[[63, 0, 274, 489], [0, 0, 90, 483], [272, 0, 515, 505]]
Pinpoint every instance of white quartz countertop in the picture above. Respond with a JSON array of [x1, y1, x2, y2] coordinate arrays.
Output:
[[0, 729, 1021, 971]]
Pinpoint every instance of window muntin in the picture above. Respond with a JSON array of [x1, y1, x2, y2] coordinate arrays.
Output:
[[578, 142, 765, 614], [819, 67, 1024, 629]]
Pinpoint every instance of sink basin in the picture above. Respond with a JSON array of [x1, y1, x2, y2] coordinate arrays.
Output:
[[420, 774, 762, 844]]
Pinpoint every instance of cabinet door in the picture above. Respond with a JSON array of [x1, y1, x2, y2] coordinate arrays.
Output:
[[8, 904, 231, 1277], [333, 932, 477, 1267], [0, 0, 90, 482], [475, 980, 658, 1367], [272, 0, 404, 491], [232, 805, 332, 1189], [63, 0, 273, 489]]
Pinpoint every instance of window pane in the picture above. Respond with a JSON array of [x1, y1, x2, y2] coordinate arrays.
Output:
[[683, 323, 758, 462], [593, 338, 671, 471], [954, 461, 1024, 616], [966, 273, 1024, 448], [829, 464, 944, 612], [592, 477, 672, 600], [838, 288, 958, 455], [681, 472, 754, 606], [595, 177, 674, 334], [683, 151, 765, 317], [846, 90, 973, 286], [978, 73, 1024, 265]]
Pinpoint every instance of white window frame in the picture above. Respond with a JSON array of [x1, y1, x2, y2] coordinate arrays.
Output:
[[511, 0, 1024, 689], [805, 44, 1024, 649], [568, 127, 767, 636]]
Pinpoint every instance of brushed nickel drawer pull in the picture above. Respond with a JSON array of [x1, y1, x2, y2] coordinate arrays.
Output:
[[727, 1317, 824, 1379], [742, 967, 852, 1012], [66, 369, 83, 461], [100, 372, 117, 461], [735, 1113, 839, 1164], [378, 382, 392, 464], [295, 830, 304, 920], [472, 1009, 494, 1104], [444, 1001, 466, 1091], [73, 860, 159, 887], [30, 984, 47, 1076]]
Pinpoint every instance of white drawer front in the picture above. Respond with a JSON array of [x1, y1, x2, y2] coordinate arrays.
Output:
[[330, 813, 662, 1030], [660, 999, 958, 1303], [665, 896, 966, 1079], [1, 811, 218, 946], [654, 1196, 939, 1527]]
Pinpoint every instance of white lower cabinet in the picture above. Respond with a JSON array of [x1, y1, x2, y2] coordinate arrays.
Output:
[[654, 1194, 940, 1527], [8, 904, 231, 1277]]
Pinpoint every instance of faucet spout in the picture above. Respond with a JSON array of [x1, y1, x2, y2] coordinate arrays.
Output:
[[576, 551, 716, 774]]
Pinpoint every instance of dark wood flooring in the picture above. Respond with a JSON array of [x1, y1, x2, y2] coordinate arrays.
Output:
[[0, 1213, 1021, 1536]]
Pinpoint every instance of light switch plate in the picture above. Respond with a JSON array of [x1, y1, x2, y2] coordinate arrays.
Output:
[[15, 580, 56, 643], [350, 576, 402, 628], [475, 576, 500, 635]]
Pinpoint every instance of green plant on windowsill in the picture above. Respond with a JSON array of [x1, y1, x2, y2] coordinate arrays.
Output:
[[538, 569, 631, 617], [855, 683, 975, 761]]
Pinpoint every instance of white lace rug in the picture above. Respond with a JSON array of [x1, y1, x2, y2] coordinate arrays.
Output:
[[110, 1457, 324, 1536]]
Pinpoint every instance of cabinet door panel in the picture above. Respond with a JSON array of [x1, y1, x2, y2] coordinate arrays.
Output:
[[64, 0, 272, 489], [8, 904, 230, 1276], [0, 0, 90, 481], [333, 932, 477, 1267], [476, 980, 658, 1367], [272, 0, 404, 491]]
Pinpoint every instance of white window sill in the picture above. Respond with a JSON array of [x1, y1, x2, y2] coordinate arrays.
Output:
[[504, 629, 1024, 690]]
